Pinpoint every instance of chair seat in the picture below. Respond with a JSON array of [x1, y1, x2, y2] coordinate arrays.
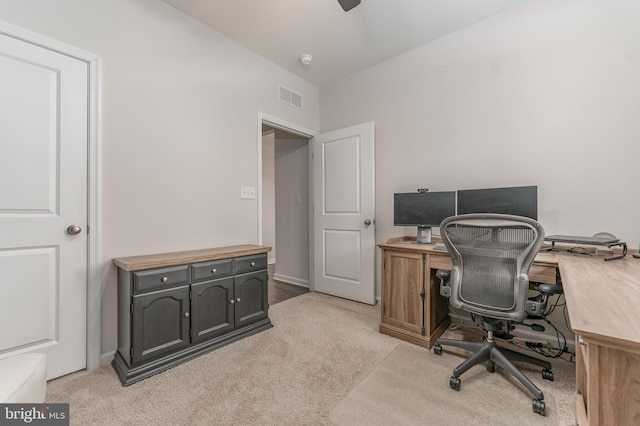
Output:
[[0, 353, 47, 403]]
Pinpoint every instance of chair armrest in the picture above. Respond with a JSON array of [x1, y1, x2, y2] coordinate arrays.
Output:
[[437, 269, 451, 298], [436, 269, 450, 280], [525, 300, 545, 315], [526, 283, 562, 316], [536, 283, 563, 295]]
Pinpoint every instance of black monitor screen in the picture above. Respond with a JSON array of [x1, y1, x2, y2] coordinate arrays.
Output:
[[456, 185, 538, 220], [394, 191, 456, 227]]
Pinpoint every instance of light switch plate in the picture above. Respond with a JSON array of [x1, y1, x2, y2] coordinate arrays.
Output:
[[240, 186, 256, 199]]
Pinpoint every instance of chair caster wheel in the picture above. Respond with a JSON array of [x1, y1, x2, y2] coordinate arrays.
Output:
[[532, 399, 546, 416], [542, 368, 553, 381], [449, 376, 461, 391], [486, 361, 495, 373], [434, 344, 442, 355]]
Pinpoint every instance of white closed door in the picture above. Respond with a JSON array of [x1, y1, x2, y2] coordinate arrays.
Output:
[[0, 33, 88, 379], [313, 122, 375, 305]]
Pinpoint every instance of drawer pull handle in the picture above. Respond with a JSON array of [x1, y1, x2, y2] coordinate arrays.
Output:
[[161, 277, 168, 282], [230, 299, 235, 305], [236, 297, 241, 303], [184, 312, 190, 318], [211, 268, 217, 273], [578, 336, 587, 346], [250, 262, 256, 267]]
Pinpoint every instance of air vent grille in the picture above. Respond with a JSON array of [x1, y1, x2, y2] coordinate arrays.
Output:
[[279, 85, 303, 109]]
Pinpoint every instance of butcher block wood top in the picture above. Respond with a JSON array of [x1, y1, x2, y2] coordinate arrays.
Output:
[[558, 254, 640, 351], [113, 245, 272, 272]]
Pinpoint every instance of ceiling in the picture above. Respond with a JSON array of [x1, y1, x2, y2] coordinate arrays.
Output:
[[162, 0, 528, 87]]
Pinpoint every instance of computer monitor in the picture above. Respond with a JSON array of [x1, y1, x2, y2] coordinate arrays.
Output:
[[394, 190, 456, 243], [456, 185, 538, 220]]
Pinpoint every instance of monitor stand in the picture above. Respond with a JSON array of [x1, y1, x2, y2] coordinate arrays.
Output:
[[416, 226, 432, 244]]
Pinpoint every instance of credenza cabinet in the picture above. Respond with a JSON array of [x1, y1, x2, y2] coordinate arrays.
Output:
[[112, 245, 271, 386]]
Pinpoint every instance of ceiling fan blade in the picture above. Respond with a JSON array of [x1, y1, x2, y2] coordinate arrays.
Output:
[[337, 0, 361, 12]]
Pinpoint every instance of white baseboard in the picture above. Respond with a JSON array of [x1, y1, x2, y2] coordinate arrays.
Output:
[[101, 350, 116, 367], [273, 273, 309, 288]]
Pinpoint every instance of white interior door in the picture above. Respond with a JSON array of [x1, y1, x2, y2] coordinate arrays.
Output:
[[0, 33, 88, 379], [313, 122, 375, 304]]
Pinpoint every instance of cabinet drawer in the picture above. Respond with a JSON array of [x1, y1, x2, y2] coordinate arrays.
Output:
[[235, 254, 267, 274], [191, 259, 233, 282], [430, 254, 453, 270], [133, 265, 190, 293]]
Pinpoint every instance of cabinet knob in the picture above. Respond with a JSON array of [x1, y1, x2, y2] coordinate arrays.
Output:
[[236, 297, 241, 303], [161, 277, 168, 282], [250, 262, 256, 267], [230, 299, 235, 305], [211, 268, 217, 273], [184, 312, 190, 318]]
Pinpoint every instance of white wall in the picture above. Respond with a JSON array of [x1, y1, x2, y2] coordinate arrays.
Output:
[[320, 0, 640, 297], [0, 0, 319, 362]]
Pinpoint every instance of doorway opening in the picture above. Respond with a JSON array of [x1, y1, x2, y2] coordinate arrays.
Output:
[[258, 114, 316, 304]]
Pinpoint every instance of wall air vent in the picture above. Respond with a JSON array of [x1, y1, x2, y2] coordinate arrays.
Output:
[[279, 85, 303, 109]]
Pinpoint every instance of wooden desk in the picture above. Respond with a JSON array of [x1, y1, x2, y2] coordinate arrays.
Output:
[[378, 238, 640, 425], [378, 238, 557, 349], [558, 255, 640, 425]]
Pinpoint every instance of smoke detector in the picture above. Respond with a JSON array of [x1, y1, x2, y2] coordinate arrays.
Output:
[[299, 54, 313, 66]]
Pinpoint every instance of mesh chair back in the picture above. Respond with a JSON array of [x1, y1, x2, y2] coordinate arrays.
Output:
[[440, 214, 545, 322]]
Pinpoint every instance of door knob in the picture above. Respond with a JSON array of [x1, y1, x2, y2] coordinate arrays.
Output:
[[67, 225, 82, 235], [364, 219, 372, 226]]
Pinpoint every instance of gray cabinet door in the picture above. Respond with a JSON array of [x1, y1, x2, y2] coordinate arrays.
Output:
[[191, 277, 234, 342], [132, 285, 190, 364], [234, 270, 268, 329]]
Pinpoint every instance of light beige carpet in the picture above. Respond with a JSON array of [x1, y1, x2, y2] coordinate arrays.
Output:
[[46, 292, 399, 425], [330, 343, 557, 426], [45, 292, 574, 425]]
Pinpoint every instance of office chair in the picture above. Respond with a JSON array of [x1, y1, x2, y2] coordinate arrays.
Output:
[[433, 214, 560, 416]]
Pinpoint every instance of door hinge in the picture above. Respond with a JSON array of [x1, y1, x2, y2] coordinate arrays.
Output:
[[130, 304, 134, 314], [420, 288, 426, 301], [130, 347, 134, 359]]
